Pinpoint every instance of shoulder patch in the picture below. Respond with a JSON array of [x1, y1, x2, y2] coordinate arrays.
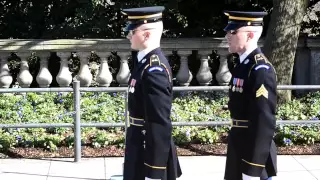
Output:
[[150, 54, 161, 66], [148, 66, 163, 72], [255, 64, 270, 71], [254, 54, 267, 62]]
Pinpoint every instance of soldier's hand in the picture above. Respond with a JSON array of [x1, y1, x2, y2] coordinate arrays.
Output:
[[242, 173, 260, 180]]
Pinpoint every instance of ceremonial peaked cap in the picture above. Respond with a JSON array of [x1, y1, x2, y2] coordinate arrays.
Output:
[[122, 6, 165, 31], [223, 10, 267, 31]]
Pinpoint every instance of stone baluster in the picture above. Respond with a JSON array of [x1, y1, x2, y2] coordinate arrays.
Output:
[[56, 52, 72, 87], [196, 51, 213, 86], [161, 51, 173, 81], [17, 52, 33, 88], [215, 49, 232, 85], [0, 54, 13, 88], [96, 52, 113, 87], [116, 52, 131, 87], [163, 51, 172, 60], [36, 52, 52, 87], [176, 51, 192, 86], [76, 52, 92, 87]]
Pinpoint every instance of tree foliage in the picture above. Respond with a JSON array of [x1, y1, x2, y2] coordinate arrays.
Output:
[[0, 0, 318, 39], [302, 1, 320, 36]]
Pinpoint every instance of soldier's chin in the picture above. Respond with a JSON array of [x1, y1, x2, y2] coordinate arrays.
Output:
[[130, 44, 139, 51], [228, 47, 235, 53]]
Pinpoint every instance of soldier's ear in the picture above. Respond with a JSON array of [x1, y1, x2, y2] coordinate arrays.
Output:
[[144, 31, 151, 40], [248, 32, 254, 40]]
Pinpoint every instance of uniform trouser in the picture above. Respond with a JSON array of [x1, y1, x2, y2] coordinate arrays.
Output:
[[224, 139, 274, 180], [123, 127, 181, 180]]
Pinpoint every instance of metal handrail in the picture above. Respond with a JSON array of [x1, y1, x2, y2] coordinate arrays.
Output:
[[0, 83, 319, 162]]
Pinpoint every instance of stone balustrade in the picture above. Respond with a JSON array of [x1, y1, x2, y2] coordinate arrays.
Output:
[[0, 37, 319, 89]]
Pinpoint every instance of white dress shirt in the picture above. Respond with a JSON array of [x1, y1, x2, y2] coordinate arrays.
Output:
[[137, 45, 160, 62], [239, 44, 258, 64]]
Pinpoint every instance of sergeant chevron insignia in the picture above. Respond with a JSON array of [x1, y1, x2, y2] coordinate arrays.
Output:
[[256, 84, 268, 99]]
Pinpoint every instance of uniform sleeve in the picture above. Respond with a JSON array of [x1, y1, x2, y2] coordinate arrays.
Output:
[[141, 65, 172, 179], [242, 64, 277, 176]]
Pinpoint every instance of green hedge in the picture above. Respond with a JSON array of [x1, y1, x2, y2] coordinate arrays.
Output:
[[0, 90, 319, 151]]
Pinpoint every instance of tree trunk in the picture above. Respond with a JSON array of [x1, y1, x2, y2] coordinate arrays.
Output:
[[263, 0, 309, 103]]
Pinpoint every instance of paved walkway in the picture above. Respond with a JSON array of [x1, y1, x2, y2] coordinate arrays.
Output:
[[0, 155, 319, 180]]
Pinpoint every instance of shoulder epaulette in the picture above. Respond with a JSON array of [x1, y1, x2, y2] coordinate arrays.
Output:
[[140, 54, 172, 83], [248, 53, 275, 78], [254, 53, 267, 63], [150, 54, 161, 66], [248, 60, 277, 81]]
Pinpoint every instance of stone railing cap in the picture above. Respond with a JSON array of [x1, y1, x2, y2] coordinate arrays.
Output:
[[0, 36, 317, 52]]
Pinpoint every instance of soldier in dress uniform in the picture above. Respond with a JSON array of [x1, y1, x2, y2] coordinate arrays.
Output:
[[121, 6, 182, 180], [222, 11, 278, 180]]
